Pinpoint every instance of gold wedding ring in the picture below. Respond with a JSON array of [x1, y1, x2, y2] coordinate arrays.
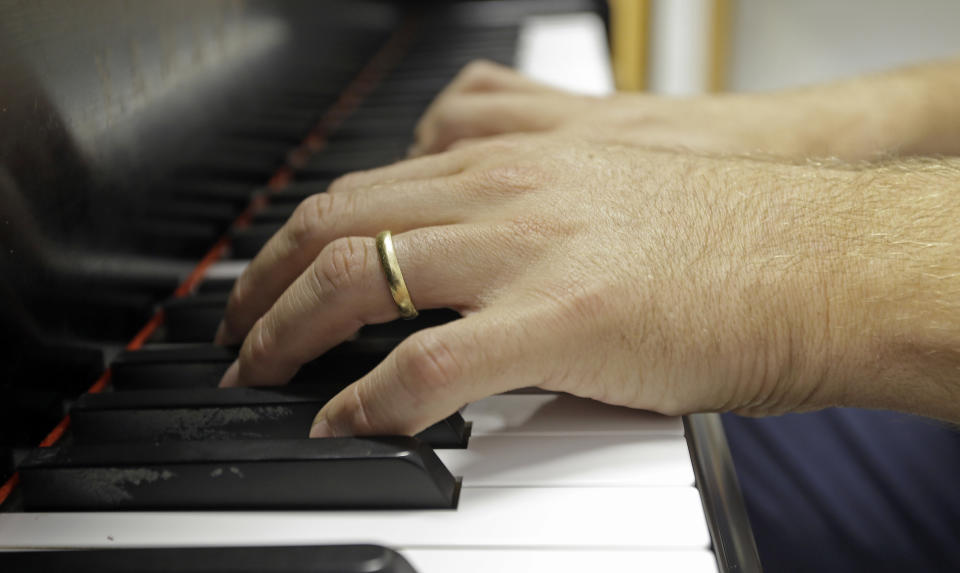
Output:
[[376, 230, 418, 319]]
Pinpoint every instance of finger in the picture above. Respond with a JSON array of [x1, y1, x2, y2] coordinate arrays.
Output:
[[216, 173, 491, 346], [443, 59, 557, 96], [309, 308, 534, 438], [410, 60, 562, 157], [446, 133, 523, 153], [220, 225, 509, 388], [324, 147, 473, 193], [413, 93, 575, 156]]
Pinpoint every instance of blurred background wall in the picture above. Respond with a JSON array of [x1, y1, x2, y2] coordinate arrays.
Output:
[[731, 0, 960, 91], [610, 0, 960, 95]]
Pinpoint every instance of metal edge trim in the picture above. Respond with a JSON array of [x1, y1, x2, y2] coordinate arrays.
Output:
[[684, 413, 763, 572]]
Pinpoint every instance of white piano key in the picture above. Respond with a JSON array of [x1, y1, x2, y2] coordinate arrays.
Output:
[[402, 549, 719, 573], [203, 260, 249, 280], [0, 487, 709, 550], [438, 434, 694, 486], [464, 394, 684, 436]]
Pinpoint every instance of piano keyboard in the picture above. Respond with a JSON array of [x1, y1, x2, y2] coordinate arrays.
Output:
[[0, 4, 758, 572]]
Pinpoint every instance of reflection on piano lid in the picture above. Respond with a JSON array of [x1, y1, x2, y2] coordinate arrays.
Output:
[[0, 544, 419, 573], [0, 1, 760, 572]]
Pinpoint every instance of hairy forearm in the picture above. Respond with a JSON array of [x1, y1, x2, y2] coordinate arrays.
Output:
[[754, 156, 960, 421], [844, 157, 960, 421], [772, 60, 960, 159]]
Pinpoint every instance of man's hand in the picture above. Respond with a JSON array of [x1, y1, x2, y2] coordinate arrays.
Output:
[[411, 60, 796, 157], [413, 60, 960, 160], [217, 133, 960, 436]]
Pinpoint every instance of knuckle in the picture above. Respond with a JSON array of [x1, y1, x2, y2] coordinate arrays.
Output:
[[472, 161, 548, 193], [553, 283, 609, 323], [314, 236, 371, 293], [242, 318, 273, 367], [431, 101, 463, 136], [287, 194, 326, 250], [327, 172, 363, 194], [413, 117, 429, 141], [225, 273, 248, 318], [395, 331, 463, 402], [347, 383, 381, 434], [220, 283, 249, 340], [289, 192, 355, 251], [330, 382, 414, 437], [459, 59, 498, 87], [501, 209, 576, 243], [470, 136, 527, 158], [323, 383, 374, 436]]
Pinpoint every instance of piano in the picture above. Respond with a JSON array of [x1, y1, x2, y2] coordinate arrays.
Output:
[[0, 1, 760, 571]]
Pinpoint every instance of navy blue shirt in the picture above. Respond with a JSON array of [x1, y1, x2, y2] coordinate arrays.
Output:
[[724, 409, 960, 572]]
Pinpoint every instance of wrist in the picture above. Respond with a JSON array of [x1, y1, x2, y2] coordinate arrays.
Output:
[[718, 89, 885, 160], [788, 160, 960, 421], [755, 63, 960, 160], [716, 160, 861, 415]]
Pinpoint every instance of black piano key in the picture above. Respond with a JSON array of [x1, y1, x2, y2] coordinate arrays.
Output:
[[178, 149, 286, 182], [270, 339, 398, 382], [323, 119, 415, 143], [144, 198, 240, 228], [268, 180, 334, 204], [1, 389, 68, 454], [224, 115, 317, 143], [196, 275, 237, 294], [111, 344, 235, 389], [70, 386, 470, 448], [229, 222, 280, 258], [25, 288, 156, 341], [325, 116, 418, 141], [127, 219, 222, 258], [403, 49, 515, 67], [164, 289, 457, 344], [358, 91, 434, 109], [298, 149, 407, 179], [322, 133, 414, 150], [270, 90, 343, 108], [165, 180, 263, 207], [252, 201, 297, 223], [309, 137, 412, 159], [2, 343, 103, 401], [19, 437, 460, 510], [176, 137, 294, 183], [370, 77, 453, 95], [215, 137, 299, 159], [359, 308, 460, 338], [163, 293, 228, 342], [0, 545, 420, 573], [0, 447, 11, 484], [258, 115, 324, 135], [110, 340, 397, 390]]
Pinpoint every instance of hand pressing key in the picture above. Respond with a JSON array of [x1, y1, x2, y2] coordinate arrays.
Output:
[[216, 131, 960, 436]]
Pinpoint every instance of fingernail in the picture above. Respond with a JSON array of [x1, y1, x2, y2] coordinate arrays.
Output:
[[219, 360, 240, 388], [213, 321, 229, 346], [309, 414, 334, 438]]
